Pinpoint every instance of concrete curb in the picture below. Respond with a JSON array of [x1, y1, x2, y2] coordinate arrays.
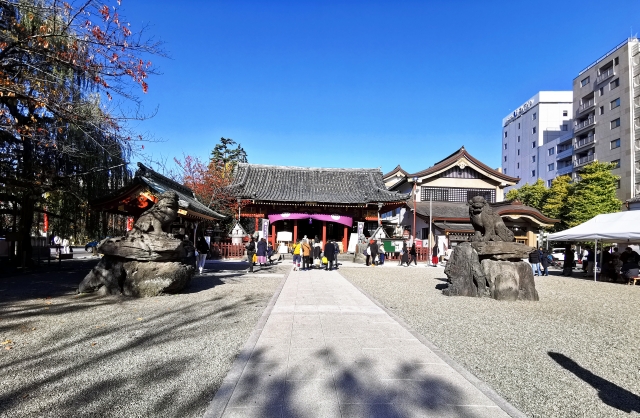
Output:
[[202, 268, 291, 418], [342, 273, 528, 418]]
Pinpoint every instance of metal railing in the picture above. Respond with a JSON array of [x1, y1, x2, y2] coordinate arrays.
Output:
[[557, 147, 573, 160], [575, 117, 596, 132], [575, 135, 595, 149], [574, 154, 595, 167], [596, 67, 615, 84], [578, 98, 596, 113], [557, 165, 573, 176]]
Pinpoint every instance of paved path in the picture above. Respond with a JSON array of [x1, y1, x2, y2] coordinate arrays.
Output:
[[208, 268, 520, 418]]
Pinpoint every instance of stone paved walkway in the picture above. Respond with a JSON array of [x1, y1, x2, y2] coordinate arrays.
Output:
[[209, 268, 521, 418]]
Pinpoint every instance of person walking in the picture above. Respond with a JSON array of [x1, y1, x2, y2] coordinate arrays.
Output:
[[431, 244, 438, 267], [409, 242, 417, 266], [301, 239, 312, 270], [400, 240, 409, 267], [562, 244, 574, 276], [313, 237, 322, 267], [324, 239, 336, 271], [196, 236, 209, 274], [364, 242, 371, 266], [257, 238, 268, 266], [539, 247, 549, 276], [333, 240, 340, 269], [585, 247, 595, 277], [246, 237, 256, 273], [529, 248, 542, 276], [370, 239, 379, 266], [292, 239, 302, 270]]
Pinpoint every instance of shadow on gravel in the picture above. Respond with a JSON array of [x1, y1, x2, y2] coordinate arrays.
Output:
[[236, 347, 479, 418], [549, 352, 640, 414]]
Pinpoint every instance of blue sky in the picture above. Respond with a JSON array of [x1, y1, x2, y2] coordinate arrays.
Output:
[[121, 0, 640, 175]]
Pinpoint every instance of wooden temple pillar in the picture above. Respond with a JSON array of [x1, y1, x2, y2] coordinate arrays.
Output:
[[271, 223, 276, 247], [322, 221, 327, 247], [255, 218, 259, 233], [342, 226, 348, 254], [293, 220, 298, 243]]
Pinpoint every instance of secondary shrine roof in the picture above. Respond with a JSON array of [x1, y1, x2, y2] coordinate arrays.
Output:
[[228, 163, 410, 204]]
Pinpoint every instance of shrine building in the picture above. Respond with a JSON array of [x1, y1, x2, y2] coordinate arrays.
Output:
[[227, 164, 410, 251], [383, 147, 558, 249], [91, 163, 226, 236]]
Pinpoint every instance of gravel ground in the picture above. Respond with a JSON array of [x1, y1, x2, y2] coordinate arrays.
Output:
[[340, 266, 640, 418], [0, 260, 287, 418]]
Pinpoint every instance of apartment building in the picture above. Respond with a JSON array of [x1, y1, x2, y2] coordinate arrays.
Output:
[[572, 37, 640, 201], [501, 91, 573, 193]]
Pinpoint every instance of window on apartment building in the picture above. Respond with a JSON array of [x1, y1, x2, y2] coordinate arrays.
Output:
[[611, 78, 620, 89], [517, 149, 520, 155], [548, 147, 555, 156], [611, 159, 620, 168], [531, 155, 536, 163], [548, 163, 555, 171], [611, 118, 621, 129], [614, 57, 619, 65], [611, 98, 621, 109], [532, 141, 536, 148], [581, 76, 590, 87], [504, 131, 508, 138], [532, 127, 537, 134], [517, 135, 520, 142], [547, 179, 553, 187], [563, 110, 568, 116], [532, 112, 537, 120], [516, 163, 519, 169], [599, 106, 604, 115], [531, 170, 536, 177], [504, 156, 507, 162], [504, 143, 507, 150], [611, 138, 621, 149], [518, 123, 520, 129], [562, 124, 568, 131], [616, 179, 621, 189], [599, 87, 604, 96]]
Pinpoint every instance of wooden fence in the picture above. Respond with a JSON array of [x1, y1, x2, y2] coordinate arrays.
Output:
[[382, 248, 431, 261], [210, 243, 246, 259]]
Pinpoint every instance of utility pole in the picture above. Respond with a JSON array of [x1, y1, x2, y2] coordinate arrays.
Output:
[[412, 178, 417, 245]]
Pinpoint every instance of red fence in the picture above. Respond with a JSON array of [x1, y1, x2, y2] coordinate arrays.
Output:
[[383, 248, 431, 261], [210, 243, 245, 259]]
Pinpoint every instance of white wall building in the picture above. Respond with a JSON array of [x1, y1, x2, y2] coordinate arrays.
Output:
[[501, 91, 573, 192]]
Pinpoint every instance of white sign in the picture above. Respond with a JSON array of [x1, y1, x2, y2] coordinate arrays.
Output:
[[277, 231, 292, 242], [504, 99, 535, 126], [357, 222, 364, 237], [262, 219, 269, 240]]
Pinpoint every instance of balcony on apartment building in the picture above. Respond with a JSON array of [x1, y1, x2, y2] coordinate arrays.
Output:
[[574, 153, 596, 167], [578, 97, 596, 114], [557, 163, 574, 176], [574, 117, 596, 134], [574, 134, 595, 150], [595, 66, 615, 85], [556, 145, 573, 160]]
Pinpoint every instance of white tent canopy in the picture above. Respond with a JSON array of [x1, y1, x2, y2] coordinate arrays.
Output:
[[547, 211, 640, 243], [547, 211, 640, 281]]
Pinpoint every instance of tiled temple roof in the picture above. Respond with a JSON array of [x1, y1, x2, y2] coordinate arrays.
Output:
[[228, 163, 410, 204]]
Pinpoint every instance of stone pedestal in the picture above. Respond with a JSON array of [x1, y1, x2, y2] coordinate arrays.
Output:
[[443, 242, 539, 301]]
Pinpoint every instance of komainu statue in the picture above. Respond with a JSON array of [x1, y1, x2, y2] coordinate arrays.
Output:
[[468, 196, 514, 242], [130, 191, 179, 236]]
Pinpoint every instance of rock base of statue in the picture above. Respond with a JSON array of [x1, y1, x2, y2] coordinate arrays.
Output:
[[78, 235, 196, 298], [443, 241, 539, 301]]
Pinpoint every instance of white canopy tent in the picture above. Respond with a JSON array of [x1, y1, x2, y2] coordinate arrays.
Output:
[[547, 211, 640, 281]]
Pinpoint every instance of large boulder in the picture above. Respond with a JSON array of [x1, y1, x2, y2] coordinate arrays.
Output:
[[78, 256, 125, 295], [122, 260, 194, 297], [443, 241, 539, 301], [98, 233, 186, 262]]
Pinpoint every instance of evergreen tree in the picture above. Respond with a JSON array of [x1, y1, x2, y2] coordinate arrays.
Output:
[[542, 175, 571, 230], [505, 179, 548, 210], [565, 162, 621, 227], [210, 137, 247, 170]]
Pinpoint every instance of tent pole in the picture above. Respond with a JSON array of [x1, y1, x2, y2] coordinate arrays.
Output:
[[594, 239, 598, 282], [599, 244, 604, 283]]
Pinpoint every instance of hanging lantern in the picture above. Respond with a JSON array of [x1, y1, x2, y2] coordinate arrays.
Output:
[[126, 216, 134, 231]]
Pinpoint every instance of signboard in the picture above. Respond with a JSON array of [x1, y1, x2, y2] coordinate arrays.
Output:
[[357, 222, 364, 237], [402, 230, 410, 239], [205, 227, 214, 236], [262, 219, 269, 240], [415, 240, 423, 248], [347, 232, 359, 253], [277, 231, 292, 242]]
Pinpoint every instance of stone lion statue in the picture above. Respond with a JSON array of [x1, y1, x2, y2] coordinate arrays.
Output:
[[131, 191, 179, 235], [468, 196, 514, 242]]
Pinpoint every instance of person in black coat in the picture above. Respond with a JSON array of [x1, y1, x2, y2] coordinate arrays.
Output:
[[370, 240, 379, 266], [400, 240, 409, 266], [562, 245, 574, 276], [246, 237, 256, 273], [539, 247, 549, 276], [529, 249, 541, 276], [324, 240, 336, 271]]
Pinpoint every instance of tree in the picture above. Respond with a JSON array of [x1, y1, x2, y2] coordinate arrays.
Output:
[[210, 137, 247, 170], [505, 179, 548, 209], [0, 0, 163, 263], [542, 175, 571, 230], [565, 161, 621, 228]]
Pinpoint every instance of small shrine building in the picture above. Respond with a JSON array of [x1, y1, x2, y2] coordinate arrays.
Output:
[[227, 163, 410, 251], [90, 163, 226, 236]]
